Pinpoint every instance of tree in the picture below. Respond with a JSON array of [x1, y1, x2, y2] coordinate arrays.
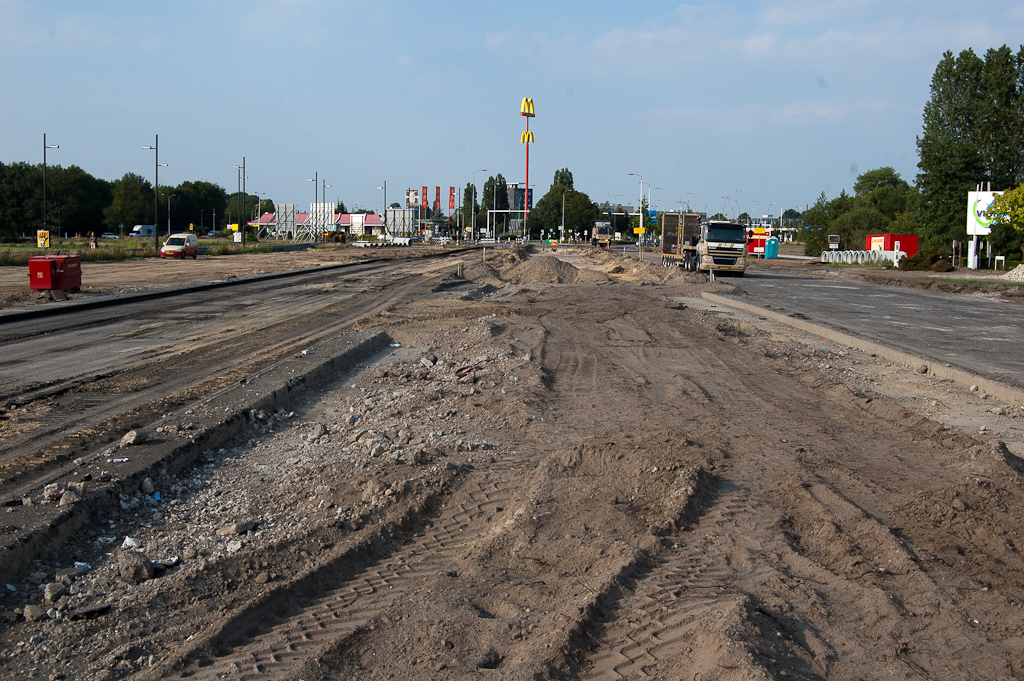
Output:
[[0, 161, 42, 240], [853, 166, 915, 221], [53, 165, 113, 237], [988, 185, 1024, 257], [461, 183, 478, 236], [552, 168, 573, 190], [335, 200, 348, 215], [481, 174, 511, 234], [104, 173, 153, 233], [529, 168, 596, 240], [172, 180, 227, 233], [917, 46, 1024, 248], [801, 190, 855, 254]]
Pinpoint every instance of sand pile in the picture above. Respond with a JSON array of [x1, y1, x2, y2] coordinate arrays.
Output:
[[506, 255, 608, 284]]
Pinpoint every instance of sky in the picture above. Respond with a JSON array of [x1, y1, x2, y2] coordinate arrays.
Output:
[[2, 0, 1023, 219]]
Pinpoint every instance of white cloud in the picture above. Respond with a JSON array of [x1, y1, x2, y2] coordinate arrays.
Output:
[[773, 100, 848, 123]]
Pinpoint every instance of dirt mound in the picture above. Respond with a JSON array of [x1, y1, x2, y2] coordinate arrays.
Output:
[[506, 255, 590, 284]]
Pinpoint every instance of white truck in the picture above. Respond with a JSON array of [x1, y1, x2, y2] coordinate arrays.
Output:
[[130, 225, 156, 237]]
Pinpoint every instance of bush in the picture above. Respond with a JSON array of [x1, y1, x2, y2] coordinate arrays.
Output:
[[898, 249, 953, 271]]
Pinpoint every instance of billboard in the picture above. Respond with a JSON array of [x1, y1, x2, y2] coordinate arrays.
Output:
[[967, 190, 1002, 236], [405, 189, 419, 207]]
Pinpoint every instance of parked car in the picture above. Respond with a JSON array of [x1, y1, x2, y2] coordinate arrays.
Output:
[[160, 233, 199, 259], [99, 232, 119, 239]]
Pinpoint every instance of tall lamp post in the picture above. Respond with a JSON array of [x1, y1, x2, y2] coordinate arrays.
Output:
[[472, 168, 486, 240], [42, 134, 59, 236], [142, 135, 162, 251], [628, 173, 643, 261], [377, 182, 387, 235], [323, 182, 332, 239], [241, 157, 246, 246], [307, 172, 318, 242], [166, 194, 176, 236], [233, 164, 243, 243]]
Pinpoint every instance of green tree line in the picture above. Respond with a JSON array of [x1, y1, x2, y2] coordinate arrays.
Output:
[[0, 162, 274, 241]]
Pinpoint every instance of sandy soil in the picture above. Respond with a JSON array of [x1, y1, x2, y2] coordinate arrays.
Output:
[[1, 247, 1022, 680]]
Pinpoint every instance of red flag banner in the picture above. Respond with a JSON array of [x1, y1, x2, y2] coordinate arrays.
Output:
[[449, 186, 455, 210]]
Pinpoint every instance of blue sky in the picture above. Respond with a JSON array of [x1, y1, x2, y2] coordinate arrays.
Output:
[[2, 0, 1023, 218]]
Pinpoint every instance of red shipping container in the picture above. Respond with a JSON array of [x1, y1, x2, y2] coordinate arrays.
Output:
[[28, 255, 82, 291], [866, 234, 919, 256]]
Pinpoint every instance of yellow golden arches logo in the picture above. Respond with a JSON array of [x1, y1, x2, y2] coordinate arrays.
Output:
[[520, 98, 535, 117], [520, 131, 535, 144]]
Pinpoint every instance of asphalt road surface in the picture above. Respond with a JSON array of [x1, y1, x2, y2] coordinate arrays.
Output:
[[730, 269, 1024, 391]]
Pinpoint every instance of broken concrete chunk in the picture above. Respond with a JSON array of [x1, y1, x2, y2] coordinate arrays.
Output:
[[117, 551, 155, 584], [217, 518, 258, 536], [120, 429, 149, 447], [43, 582, 66, 602], [43, 484, 63, 501]]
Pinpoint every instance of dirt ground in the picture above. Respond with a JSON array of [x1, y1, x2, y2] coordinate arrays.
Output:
[[1, 247, 1022, 680]]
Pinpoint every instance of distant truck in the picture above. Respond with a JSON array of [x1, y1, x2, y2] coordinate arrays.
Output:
[[592, 221, 613, 250], [661, 213, 747, 276], [130, 225, 156, 237]]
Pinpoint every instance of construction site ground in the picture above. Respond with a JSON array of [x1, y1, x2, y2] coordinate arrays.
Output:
[[0, 246, 1022, 680]]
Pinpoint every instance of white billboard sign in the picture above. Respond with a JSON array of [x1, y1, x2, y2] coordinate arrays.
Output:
[[967, 190, 1002, 236]]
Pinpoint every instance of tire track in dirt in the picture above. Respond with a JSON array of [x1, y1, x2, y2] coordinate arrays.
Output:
[[165, 461, 529, 680], [582, 484, 753, 679], [524, 278, 1020, 678]]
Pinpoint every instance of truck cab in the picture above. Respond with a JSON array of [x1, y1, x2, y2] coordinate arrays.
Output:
[[696, 221, 747, 275]]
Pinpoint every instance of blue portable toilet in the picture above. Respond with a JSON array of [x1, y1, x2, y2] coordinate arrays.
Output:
[[765, 237, 779, 259]]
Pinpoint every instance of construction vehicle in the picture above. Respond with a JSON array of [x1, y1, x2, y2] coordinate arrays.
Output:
[[592, 221, 613, 250], [661, 213, 747, 276]]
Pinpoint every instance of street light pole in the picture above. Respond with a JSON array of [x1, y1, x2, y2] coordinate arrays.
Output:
[[377, 182, 387, 235], [42, 134, 59, 235], [142, 135, 160, 251], [306, 172, 318, 242], [241, 157, 246, 246], [628, 173, 643, 262], [472, 169, 486, 240], [323, 181, 331, 240], [167, 194, 176, 236]]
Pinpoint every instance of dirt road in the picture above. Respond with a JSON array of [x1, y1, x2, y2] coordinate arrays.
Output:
[[0, 247, 1021, 680]]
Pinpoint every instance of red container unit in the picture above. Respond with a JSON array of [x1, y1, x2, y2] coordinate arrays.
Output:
[[866, 234, 919, 257], [28, 255, 82, 291]]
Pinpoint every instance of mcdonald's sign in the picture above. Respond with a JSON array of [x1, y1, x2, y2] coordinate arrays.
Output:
[[520, 131, 534, 144], [520, 97, 535, 117]]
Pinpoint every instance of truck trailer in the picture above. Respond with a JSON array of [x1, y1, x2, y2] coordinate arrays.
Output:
[[661, 213, 747, 276]]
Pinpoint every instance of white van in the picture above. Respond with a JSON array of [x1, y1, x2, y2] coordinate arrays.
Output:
[[131, 225, 156, 237], [159, 233, 199, 259]]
